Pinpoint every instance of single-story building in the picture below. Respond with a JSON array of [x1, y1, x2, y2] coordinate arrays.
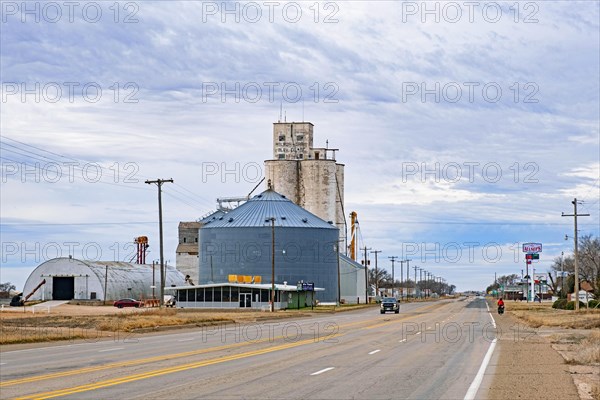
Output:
[[165, 281, 324, 310]]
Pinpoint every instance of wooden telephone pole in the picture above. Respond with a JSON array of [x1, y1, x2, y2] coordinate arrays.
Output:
[[145, 178, 173, 307]]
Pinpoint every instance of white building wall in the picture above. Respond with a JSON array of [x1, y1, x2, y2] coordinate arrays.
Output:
[[176, 253, 198, 283], [300, 159, 337, 225], [265, 160, 299, 202], [335, 163, 345, 233]]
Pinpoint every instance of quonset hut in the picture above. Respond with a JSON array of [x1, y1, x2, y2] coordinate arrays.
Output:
[[22, 258, 185, 301], [199, 188, 339, 303]]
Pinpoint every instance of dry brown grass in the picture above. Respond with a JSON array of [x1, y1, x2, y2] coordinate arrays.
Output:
[[578, 331, 600, 364], [592, 384, 600, 400], [0, 307, 309, 345], [504, 301, 600, 329], [1, 326, 83, 344]]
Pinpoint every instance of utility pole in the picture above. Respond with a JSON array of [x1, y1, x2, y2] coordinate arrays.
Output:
[[495, 272, 497, 299], [371, 250, 382, 296], [145, 178, 173, 307], [413, 265, 418, 298], [389, 256, 398, 298], [362, 246, 371, 303], [402, 259, 411, 300], [399, 260, 406, 299], [562, 198, 590, 311]]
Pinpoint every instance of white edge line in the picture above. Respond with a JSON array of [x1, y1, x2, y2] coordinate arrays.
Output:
[[177, 338, 195, 342], [489, 312, 497, 328], [368, 349, 381, 355], [464, 310, 498, 400], [399, 339, 406, 343], [464, 338, 497, 400], [310, 367, 334, 376]]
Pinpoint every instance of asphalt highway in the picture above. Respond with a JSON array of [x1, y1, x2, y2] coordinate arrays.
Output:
[[1, 297, 497, 399]]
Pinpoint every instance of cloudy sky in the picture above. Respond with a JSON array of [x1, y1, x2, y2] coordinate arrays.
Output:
[[1, 1, 599, 292]]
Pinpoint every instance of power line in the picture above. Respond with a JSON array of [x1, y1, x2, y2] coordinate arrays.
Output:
[[1, 136, 217, 213]]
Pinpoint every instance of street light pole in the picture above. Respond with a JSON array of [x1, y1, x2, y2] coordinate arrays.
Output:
[[269, 217, 276, 312], [336, 241, 342, 305], [363, 246, 371, 303]]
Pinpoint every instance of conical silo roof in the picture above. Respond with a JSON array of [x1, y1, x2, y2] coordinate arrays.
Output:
[[201, 189, 336, 229]]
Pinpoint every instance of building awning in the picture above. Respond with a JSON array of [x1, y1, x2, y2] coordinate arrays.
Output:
[[165, 282, 324, 292]]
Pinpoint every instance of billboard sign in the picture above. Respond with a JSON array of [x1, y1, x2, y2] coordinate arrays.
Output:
[[523, 243, 542, 253]]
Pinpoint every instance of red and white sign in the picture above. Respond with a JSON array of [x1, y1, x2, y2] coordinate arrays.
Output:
[[523, 243, 542, 253]]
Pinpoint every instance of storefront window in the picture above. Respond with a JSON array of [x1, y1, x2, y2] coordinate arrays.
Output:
[[222, 287, 231, 302]]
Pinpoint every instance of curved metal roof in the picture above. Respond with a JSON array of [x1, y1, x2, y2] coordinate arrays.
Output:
[[22, 257, 186, 301], [202, 189, 337, 229]]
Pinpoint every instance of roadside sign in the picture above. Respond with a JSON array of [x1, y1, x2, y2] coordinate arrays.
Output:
[[523, 243, 542, 253], [525, 253, 540, 260], [302, 282, 314, 291]]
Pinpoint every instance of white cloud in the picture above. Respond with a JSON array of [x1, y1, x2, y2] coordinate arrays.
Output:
[[1, 1, 598, 292]]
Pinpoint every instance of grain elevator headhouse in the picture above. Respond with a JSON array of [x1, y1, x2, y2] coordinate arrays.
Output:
[[265, 122, 345, 244]]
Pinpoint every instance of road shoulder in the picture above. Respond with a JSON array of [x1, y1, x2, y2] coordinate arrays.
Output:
[[481, 307, 580, 399]]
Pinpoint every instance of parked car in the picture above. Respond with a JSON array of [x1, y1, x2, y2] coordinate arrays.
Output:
[[380, 297, 399, 314], [113, 298, 141, 308]]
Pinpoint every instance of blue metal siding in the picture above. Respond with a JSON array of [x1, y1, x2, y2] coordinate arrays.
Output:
[[199, 226, 339, 302]]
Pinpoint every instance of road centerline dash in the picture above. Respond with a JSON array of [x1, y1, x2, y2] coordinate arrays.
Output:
[[310, 367, 335, 376], [98, 347, 124, 353]]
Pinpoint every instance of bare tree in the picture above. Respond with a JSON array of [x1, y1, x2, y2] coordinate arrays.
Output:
[[550, 234, 599, 296], [0, 282, 16, 298]]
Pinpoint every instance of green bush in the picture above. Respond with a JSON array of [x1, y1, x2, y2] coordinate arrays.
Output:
[[565, 301, 586, 310], [587, 299, 599, 309], [552, 298, 568, 309]]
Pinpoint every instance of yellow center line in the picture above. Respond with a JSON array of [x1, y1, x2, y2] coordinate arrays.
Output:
[[15, 334, 343, 400], [4, 301, 449, 393], [1, 314, 381, 387]]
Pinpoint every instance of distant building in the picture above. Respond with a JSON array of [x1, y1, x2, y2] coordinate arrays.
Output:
[[176, 211, 226, 284], [175, 221, 201, 283], [339, 254, 367, 304]]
